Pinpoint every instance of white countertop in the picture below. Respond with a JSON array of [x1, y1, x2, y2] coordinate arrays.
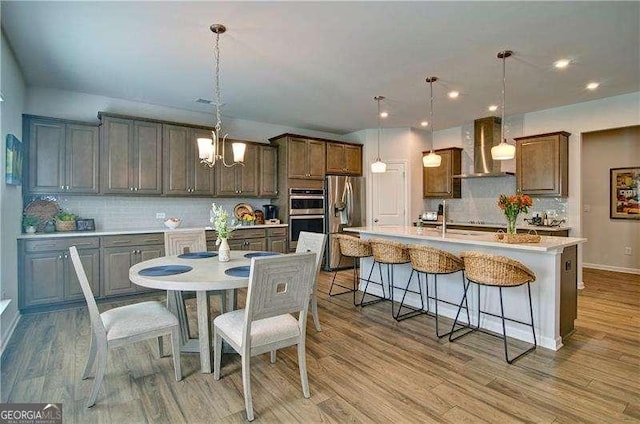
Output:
[[345, 226, 585, 252], [17, 224, 288, 239], [417, 221, 571, 232]]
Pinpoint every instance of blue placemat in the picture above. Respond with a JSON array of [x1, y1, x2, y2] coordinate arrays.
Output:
[[139, 265, 193, 276], [178, 252, 217, 259], [244, 252, 281, 259], [224, 266, 250, 278]]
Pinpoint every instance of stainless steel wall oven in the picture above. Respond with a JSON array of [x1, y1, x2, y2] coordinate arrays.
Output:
[[288, 188, 325, 249]]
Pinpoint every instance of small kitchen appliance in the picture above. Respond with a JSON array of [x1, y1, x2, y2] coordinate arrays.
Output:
[[420, 211, 438, 222], [262, 204, 279, 221]]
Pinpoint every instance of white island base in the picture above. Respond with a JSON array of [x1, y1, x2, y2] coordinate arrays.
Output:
[[346, 226, 586, 351]]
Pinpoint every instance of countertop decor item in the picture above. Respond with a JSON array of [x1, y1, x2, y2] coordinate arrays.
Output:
[[196, 23, 246, 168], [240, 213, 255, 226], [164, 217, 182, 229], [54, 210, 77, 232], [494, 229, 541, 244], [233, 202, 253, 219], [497, 192, 533, 234], [22, 215, 40, 234], [211, 203, 235, 262], [76, 218, 95, 231], [24, 199, 60, 232]]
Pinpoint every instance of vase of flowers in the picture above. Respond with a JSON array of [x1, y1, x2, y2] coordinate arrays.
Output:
[[497, 193, 533, 234], [210, 203, 235, 262]]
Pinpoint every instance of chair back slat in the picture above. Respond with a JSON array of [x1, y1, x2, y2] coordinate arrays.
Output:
[[244, 252, 316, 324], [69, 246, 106, 336], [295, 231, 327, 278], [164, 229, 207, 256]]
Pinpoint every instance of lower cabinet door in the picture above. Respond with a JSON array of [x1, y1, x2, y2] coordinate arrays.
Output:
[[65, 248, 100, 300], [268, 237, 287, 253], [247, 239, 267, 251], [103, 247, 137, 296], [136, 245, 164, 292], [22, 252, 65, 308], [228, 239, 246, 250]]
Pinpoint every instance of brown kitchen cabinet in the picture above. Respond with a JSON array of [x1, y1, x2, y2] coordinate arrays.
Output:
[[25, 116, 99, 195], [100, 114, 162, 195], [102, 234, 164, 296], [287, 137, 326, 180], [258, 144, 279, 197], [326, 142, 363, 176], [423, 148, 462, 198], [560, 245, 578, 339], [216, 140, 259, 197], [515, 131, 570, 197], [163, 124, 216, 196], [19, 237, 100, 310], [227, 228, 268, 251], [267, 227, 288, 253]]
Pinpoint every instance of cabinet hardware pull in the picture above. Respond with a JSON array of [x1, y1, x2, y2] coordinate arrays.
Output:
[[130, 187, 134, 191], [60, 185, 64, 189], [66, 185, 70, 190], [58, 254, 63, 259]]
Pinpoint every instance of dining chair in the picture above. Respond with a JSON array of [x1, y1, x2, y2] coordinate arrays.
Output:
[[164, 229, 227, 345], [295, 231, 328, 332], [69, 246, 181, 408], [213, 252, 317, 422]]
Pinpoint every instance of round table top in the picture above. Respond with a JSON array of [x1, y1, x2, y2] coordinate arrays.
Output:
[[129, 250, 256, 291]]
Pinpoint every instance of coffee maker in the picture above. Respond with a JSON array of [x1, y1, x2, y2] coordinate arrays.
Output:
[[262, 204, 279, 221]]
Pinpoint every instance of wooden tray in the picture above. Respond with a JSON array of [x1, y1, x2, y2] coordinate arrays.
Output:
[[494, 230, 541, 244]]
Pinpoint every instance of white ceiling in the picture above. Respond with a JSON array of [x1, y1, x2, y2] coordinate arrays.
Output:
[[2, 1, 638, 134]]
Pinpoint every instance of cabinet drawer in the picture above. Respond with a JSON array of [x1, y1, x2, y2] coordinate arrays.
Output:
[[231, 228, 266, 239], [102, 233, 164, 247], [24, 237, 100, 252], [267, 227, 287, 237]]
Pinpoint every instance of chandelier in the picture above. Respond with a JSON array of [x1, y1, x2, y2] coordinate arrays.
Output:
[[491, 50, 516, 160], [197, 24, 246, 168], [370, 96, 387, 173], [422, 76, 442, 167]]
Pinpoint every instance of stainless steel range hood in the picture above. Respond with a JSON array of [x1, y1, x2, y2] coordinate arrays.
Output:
[[452, 116, 514, 178]]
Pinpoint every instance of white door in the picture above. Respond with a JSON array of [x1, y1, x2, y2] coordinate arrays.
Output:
[[371, 161, 407, 225]]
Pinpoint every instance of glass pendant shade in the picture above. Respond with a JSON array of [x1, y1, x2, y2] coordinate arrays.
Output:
[[198, 137, 214, 160], [371, 159, 387, 173], [232, 142, 246, 163], [491, 141, 516, 160], [423, 151, 442, 167]]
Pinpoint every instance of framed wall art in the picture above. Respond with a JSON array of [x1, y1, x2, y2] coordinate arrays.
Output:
[[5, 134, 22, 185], [610, 167, 639, 220]]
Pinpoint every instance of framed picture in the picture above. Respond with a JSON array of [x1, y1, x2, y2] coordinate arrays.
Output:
[[610, 167, 640, 220], [76, 219, 95, 231], [5, 134, 22, 185]]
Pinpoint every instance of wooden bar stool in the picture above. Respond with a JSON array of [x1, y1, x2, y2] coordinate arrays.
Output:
[[450, 251, 537, 364], [406, 245, 471, 336], [368, 239, 417, 319], [329, 234, 375, 306]]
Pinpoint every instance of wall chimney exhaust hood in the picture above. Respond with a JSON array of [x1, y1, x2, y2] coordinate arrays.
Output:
[[452, 116, 515, 178]]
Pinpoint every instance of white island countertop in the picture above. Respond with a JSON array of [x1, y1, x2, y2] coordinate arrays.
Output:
[[345, 226, 585, 252], [17, 224, 288, 239]]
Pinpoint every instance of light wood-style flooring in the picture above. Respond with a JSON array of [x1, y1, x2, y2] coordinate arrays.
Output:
[[1, 268, 639, 423]]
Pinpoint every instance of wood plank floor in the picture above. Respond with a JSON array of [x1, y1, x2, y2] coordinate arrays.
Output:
[[2, 268, 639, 423]]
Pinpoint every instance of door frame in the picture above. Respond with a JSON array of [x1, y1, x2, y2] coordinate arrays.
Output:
[[368, 159, 410, 227]]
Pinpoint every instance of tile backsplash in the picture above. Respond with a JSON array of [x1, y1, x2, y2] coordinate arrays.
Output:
[[53, 196, 272, 231]]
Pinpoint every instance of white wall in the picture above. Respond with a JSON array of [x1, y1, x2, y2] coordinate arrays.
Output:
[[582, 126, 639, 273], [25, 87, 351, 143], [1, 31, 26, 353]]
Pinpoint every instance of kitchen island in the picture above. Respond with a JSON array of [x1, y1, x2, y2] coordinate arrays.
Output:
[[345, 226, 586, 350]]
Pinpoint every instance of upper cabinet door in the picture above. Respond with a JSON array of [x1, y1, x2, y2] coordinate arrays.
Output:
[[344, 144, 363, 176], [258, 145, 278, 197], [132, 120, 162, 194], [215, 141, 241, 196], [163, 124, 191, 195], [238, 143, 258, 196], [28, 119, 66, 193], [288, 138, 309, 179], [423, 148, 461, 199], [65, 124, 99, 194], [515, 132, 569, 197], [307, 140, 326, 179], [101, 117, 134, 194], [191, 128, 216, 195], [325, 142, 346, 174]]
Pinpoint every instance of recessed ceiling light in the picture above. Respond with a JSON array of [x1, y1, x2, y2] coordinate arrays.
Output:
[[380, 111, 389, 118], [420, 121, 428, 127], [586, 82, 600, 90], [554, 59, 571, 69], [448, 91, 459, 99], [488, 105, 498, 112]]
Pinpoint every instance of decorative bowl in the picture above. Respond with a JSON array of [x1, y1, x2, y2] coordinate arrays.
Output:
[[164, 218, 182, 229]]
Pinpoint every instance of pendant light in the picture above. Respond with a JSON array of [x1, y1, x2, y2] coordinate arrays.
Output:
[[197, 24, 246, 168], [371, 95, 387, 173], [422, 77, 442, 167], [491, 50, 516, 161]]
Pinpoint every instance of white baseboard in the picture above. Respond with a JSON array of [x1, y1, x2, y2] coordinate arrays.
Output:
[[583, 263, 640, 275], [0, 312, 21, 358]]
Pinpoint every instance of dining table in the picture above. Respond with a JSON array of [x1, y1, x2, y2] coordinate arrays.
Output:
[[129, 249, 277, 373]]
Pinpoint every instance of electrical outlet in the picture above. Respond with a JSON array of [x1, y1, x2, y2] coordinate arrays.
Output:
[[156, 212, 166, 219], [624, 247, 632, 256], [583, 204, 591, 212]]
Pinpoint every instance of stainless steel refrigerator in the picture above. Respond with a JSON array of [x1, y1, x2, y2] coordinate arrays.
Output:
[[324, 175, 366, 271]]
